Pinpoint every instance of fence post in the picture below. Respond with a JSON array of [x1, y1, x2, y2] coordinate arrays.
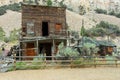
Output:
[[115, 60, 118, 68], [71, 58, 73, 68], [94, 59, 96, 68], [44, 56, 47, 68], [13, 54, 16, 70]]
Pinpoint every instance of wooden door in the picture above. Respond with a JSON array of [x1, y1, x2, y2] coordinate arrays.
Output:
[[26, 43, 36, 60]]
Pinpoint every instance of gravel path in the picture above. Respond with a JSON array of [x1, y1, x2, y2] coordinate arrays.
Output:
[[0, 68, 120, 80]]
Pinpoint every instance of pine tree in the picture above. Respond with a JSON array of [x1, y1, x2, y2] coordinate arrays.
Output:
[[47, 0, 52, 6], [80, 19, 85, 36]]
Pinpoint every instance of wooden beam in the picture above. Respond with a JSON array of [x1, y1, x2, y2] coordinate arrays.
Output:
[[36, 39, 39, 55]]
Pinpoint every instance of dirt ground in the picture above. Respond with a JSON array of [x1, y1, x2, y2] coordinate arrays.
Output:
[[0, 68, 120, 80]]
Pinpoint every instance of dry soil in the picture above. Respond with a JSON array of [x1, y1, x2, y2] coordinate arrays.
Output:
[[0, 68, 120, 80]]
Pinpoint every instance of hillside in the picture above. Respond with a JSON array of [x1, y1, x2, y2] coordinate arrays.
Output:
[[0, 9, 120, 35], [0, 0, 119, 50], [0, 0, 22, 6], [0, 7, 120, 48], [0, 10, 21, 37], [1, 0, 120, 13]]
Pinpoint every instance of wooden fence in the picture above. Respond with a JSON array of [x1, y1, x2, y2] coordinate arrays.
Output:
[[0, 56, 120, 71]]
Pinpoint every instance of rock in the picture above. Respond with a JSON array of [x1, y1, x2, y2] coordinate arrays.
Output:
[[0, 57, 14, 72]]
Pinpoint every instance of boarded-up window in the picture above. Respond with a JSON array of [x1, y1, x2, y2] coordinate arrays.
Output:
[[55, 23, 62, 32], [27, 22, 34, 35], [108, 47, 113, 52]]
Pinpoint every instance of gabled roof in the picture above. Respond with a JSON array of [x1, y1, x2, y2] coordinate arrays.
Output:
[[75, 37, 116, 48], [96, 40, 116, 47]]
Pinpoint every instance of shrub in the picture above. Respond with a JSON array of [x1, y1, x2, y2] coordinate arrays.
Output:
[[0, 27, 5, 41], [115, 13, 120, 18], [95, 8, 107, 14], [59, 0, 66, 7], [9, 28, 20, 42], [0, 6, 7, 15], [108, 10, 120, 18], [56, 42, 79, 59], [4, 37, 10, 43], [47, 0, 52, 6], [0, 3, 21, 15], [84, 21, 120, 37], [108, 10, 116, 15], [8, 3, 21, 11]]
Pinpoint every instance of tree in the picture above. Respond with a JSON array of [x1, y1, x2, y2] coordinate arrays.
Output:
[[80, 26, 85, 36], [47, 0, 52, 6], [80, 20, 86, 36]]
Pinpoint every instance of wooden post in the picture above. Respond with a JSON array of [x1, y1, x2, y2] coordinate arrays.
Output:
[[52, 39, 55, 61], [71, 58, 73, 68], [94, 59, 96, 68], [36, 39, 39, 55], [115, 60, 118, 68], [44, 55, 47, 68], [13, 54, 16, 71], [19, 41, 21, 61]]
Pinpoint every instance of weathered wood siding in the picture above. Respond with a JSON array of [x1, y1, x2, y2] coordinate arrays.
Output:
[[22, 4, 66, 37]]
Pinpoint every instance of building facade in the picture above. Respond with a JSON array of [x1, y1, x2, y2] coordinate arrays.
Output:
[[20, 4, 67, 60]]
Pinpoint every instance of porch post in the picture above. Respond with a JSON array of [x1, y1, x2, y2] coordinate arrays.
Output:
[[52, 39, 55, 60], [36, 39, 39, 56], [19, 41, 21, 61]]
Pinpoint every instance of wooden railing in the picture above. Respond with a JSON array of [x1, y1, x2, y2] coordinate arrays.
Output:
[[49, 30, 68, 37], [0, 56, 120, 71]]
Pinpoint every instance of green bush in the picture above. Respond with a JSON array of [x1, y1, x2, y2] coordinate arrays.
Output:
[[95, 8, 107, 14], [4, 37, 10, 43], [57, 42, 79, 59], [108, 10, 120, 18], [115, 13, 120, 18], [108, 10, 116, 15], [8, 3, 21, 11], [84, 21, 120, 37], [9, 28, 20, 42], [59, 0, 66, 7], [0, 27, 5, 41], [0, 3, 21, 15], [0, 7, 7, 15], [9, 59, 45, 71], [47, 0, 52, 6]]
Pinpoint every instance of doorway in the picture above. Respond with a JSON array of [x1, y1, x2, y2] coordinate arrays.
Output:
[[42, 22, 49, 36], [39, 43, 52, 60]]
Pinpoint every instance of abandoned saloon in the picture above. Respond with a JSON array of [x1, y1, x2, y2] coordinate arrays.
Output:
[[20, 4, 67, 60]]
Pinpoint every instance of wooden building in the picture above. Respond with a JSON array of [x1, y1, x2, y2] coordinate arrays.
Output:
[[97, 41, 116, 56], [19, 4, 67, 60]]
